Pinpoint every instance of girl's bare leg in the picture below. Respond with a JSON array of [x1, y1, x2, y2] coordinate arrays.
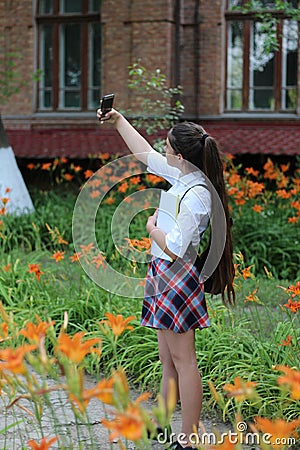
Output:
[[160, 329, 202, 447]]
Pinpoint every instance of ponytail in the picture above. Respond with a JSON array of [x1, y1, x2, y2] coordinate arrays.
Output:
[[168, 123, 235, 306]]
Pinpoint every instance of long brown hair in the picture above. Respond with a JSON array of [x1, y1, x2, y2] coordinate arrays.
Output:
[[168, 122, 235, 306]]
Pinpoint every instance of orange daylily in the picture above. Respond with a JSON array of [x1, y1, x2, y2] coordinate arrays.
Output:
[[80, 243, 94, 254], [209, 435, 237, 450], [27, 163, 36, 170], [223, 376, 257, 402], [130, 176, 141, 185], [275, 365, 300, 400], [0, 344, 37, 374], [244, 287, 262, 304], [241, 266, 254, 280], [55, 332, 101, 364], [253, 417, 300, 449], [84, 169, 94, 179], [99, 313, 136, 337], [99, 152, 111, 160], [90, 189, 100, 199], [283, 298, 300, 313], [41, 163, 52, 170], [28, 263, 44, 282], [3, 263, 11, 272], [125, 237, 151, 252], [118, 182, 129, 193], [252, 204, 263, 213], [146, 174, 163, 185], [69, 252, 82, 262], [102, 404, 145, 441], [51, 251, 65, 262], [288, 216, 298, 223], [92, 253, 106, 268], [278, 335, 293, 346], [19, 318, 55, 344], [63, 173, 74, 181], [28, 436, 58, 450], [286, 281, 300, 298], [0, 322, 8, 338], [70, 376, 115, 413]]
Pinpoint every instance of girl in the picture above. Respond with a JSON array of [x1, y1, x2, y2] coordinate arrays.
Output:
[[97, 107, 235, 449]]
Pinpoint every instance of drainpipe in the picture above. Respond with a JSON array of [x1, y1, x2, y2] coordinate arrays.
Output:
[[194, 0, 200, 118], [174, 0, 181, 89]]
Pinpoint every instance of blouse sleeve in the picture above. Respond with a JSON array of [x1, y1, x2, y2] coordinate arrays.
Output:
[[147, 149, 181, 185]]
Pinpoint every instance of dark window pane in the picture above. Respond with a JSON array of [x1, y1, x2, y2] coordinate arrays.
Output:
[[259, 0, 276, 8], [60, 24, 81, 108], [88, 22, 101, 108], [227, 21, 243, 109], [228, 0, 242, 9], [251, 88, 274, 109], [39, 24, 53, 109], [64, 91, 81, 107], [283, 20, 298, 86], [228, 90, 243, 110], [61, 0, 82, 13], [285, 89, 297, 108], [39, 0, 53, 14], [89, 0, 101, 12]]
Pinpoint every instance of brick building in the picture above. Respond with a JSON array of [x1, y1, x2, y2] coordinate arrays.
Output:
[[1, 0, 299, 158]]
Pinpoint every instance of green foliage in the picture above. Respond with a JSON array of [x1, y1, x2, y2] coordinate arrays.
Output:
[[128, 61, 184, 150]]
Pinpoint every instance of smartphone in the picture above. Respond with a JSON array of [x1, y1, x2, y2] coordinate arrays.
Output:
[[100, 93, 115, 115]]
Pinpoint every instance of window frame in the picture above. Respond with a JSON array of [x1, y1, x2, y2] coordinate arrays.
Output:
[[225, 0, 299, 113], [36, 0, 101, 112]]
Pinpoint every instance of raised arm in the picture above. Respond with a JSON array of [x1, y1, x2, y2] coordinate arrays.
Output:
[[97, 108, 153, 165]]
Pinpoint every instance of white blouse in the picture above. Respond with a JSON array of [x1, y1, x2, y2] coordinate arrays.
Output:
[[147, 150, 211, 259]]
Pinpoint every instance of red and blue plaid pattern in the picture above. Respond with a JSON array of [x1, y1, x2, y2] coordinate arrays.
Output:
[[141, 257, 210, 333]]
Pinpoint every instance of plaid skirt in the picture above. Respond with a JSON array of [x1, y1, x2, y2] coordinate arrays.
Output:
[[141, 257, 210, 333]]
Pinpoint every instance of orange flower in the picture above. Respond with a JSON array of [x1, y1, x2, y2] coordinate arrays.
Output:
[[90, 190, 100, 199], [69, 252, 82, 262], [27, 163, 36, 170], [51, 251, 65, 262], [63, 173, 74, 181], [92, 253, 106, 268], [118, 182, 129, 193], [146, 174, 163, 185], [223, 376, 257, 402], [41, 162, 52, 170], [0, 344, 37, 374], [3, 263, 11, 272], [277, 189, 292, 199], [99, 313, 135, 337], [245, 167, 259, 177], [130, 176, 141, 185], [55, 332, 101, 364], [102, 404, 145, 441], [1, 197, 9, 206], [28, 263, 44, 282], [19, 318, 55, 344], [209, 435, 236, 450], [80, 243, 94, 254], [84, 169, 94, 179], [72, 165, 82, 172], [283, 298, 300, 313], [288, 216, 298, 223], [28, 436, 58, 450], [60, 157, 68, 164], [0, 322, 8, 338], [286, 281, 300, 298], [241, 266, 254, 280], [253, 417, 300, 449], [278, 335, 293, 346], [246, 181, 264, 198], [104, 196, 115, 205], [99, 152, 110, 160], [252, 204, 263, 213], [228, 172, 241, 186], [125, 237, 151, 252], [70, 377, 115, 412], [244, 287, 262, 304], [275, 365, 300, 400]]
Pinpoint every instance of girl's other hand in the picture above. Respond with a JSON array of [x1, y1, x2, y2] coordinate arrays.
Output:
[[97, 107, 121, 124], [146, 209, 158, 233]]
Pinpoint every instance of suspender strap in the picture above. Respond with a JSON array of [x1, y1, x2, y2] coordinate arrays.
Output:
[[178, 183, 209, 213]]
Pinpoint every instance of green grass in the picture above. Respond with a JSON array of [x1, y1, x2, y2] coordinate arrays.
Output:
[[0, 170, 299, 424]]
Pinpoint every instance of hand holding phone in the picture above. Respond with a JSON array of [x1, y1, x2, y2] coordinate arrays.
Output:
[[100, 93, 115, 116]]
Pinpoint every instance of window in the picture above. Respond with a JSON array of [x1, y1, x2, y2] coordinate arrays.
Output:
[[36, 0, 101, 111], [226, 0, 298, 112]]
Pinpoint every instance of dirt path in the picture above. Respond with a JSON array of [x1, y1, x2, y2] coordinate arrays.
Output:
[[0, 372, 231, 450]]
